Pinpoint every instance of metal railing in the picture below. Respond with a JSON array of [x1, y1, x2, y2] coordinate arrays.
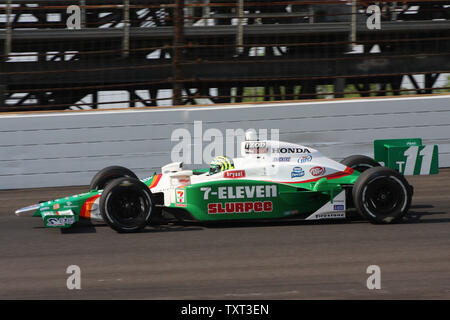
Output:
[[0, 0, 449, 111]]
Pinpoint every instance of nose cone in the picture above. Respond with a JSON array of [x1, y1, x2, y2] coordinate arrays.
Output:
[[15, 204, 40, 216]]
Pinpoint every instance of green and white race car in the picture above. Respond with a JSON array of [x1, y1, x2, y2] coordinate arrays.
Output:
[[15, 136, 438, 233]]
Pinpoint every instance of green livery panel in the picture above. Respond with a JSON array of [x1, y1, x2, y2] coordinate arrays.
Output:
[[169, 172, 359, 221], [33, 191, 100, 227], [24, 165, 361, 228]]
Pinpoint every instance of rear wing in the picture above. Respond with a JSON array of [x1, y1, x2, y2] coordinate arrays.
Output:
[[374, 138, 439, 175]]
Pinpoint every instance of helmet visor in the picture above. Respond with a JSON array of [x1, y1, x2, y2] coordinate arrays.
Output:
[[209, 163, 222, 175]]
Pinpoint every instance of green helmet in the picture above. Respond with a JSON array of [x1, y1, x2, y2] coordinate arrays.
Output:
[[209, 156, 235, 175]]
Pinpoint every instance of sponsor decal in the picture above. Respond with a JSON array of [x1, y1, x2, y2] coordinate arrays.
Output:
[[310, 166, 326, 177], [315, 212, 345, 219], [298, 155, 312, 163], [41, 211, 55, 217], [176, 178, 190, 185], [47, 217, 75, 227], [244, 141, 268, 154], [52, 203, 60, 210], [333, 204, 345, 211], [283, 209, 299, 216], [273, 157, 291, 162], [291, 166, 305, 178], [55, 210, 74, 216], [175, 188, 185, 204], [272, 147, 310, 154], [208, 201, 273, 214], [200, 185, 277, 200], [224, 170, 246, 179], [62, 204, 78, 209], [66, 205, 78, 209]]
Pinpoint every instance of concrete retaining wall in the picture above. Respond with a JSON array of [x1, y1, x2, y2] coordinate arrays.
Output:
[[1, 95, 449, 189]]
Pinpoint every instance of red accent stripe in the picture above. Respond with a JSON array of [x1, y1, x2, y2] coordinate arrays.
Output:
[[149, 174, 162, 189], [80, 194, 100, 219]]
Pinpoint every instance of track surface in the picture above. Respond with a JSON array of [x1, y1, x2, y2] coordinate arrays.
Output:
[[1, 170, 449, 299]]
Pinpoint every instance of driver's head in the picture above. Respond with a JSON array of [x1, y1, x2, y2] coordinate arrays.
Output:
[[209, 156, 234, 175]]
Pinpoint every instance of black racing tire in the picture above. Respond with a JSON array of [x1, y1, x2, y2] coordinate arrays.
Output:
[[90, 166, 138, 191], [352, 167, 412, 224], [340, 155, 380, 173], [99, 177, 153, 233]]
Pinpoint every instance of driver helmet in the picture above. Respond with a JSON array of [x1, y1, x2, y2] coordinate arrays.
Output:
[[209, 156, 235, 175]]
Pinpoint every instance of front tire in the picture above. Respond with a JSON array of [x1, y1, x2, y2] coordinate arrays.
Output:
[[99, 177, 153, 233], [90, 166, 138, 190], [340, 155, 380, 173], [352, 167, 412, 224]]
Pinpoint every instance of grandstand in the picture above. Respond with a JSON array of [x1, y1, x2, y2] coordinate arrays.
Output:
[[0, 0, 449, 111]]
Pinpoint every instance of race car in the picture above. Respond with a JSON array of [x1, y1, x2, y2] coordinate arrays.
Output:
[[15, 135, 438, 233]]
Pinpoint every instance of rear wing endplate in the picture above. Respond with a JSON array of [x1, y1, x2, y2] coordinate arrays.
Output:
[[374, 138, 438, 175]]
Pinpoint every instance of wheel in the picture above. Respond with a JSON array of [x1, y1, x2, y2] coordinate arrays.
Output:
[[341, 155, 380, 173], [99, 177, 153, 233], [352, 167, 412, 224], [90, 166, 138, 190]]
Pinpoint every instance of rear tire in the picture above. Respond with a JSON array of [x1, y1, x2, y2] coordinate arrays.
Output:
[[99, 177, 153, 233], [340, 155, 380, 173], [90, 166, 138, 190], [352, 167, 412, 224]]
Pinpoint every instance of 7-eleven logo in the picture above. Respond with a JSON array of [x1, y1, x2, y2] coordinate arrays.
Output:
[[176, 189, 185, 204]]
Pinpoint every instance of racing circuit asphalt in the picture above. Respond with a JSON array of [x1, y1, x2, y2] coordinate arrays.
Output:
[[0, 169, 449, 299]]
